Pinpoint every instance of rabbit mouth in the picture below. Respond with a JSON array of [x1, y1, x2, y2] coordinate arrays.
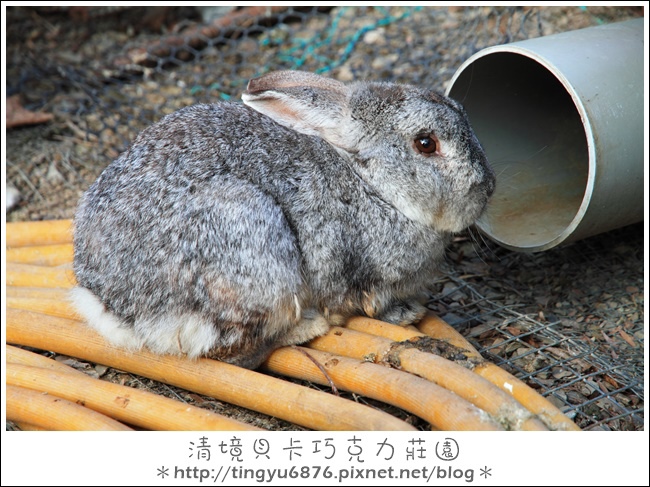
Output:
[[433, 212, 480, 234], [431, 212, 468, 234], [431, 195, 491, 234], [385, 191, 486, 234]]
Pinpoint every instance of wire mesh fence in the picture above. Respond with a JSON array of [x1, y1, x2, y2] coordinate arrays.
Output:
[[5, 5, 645, 431]]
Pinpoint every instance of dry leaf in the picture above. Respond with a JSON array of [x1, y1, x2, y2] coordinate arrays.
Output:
[[6, 94, 54, 128], [603, 375, 620, 389], [617, 328, 637, 348]]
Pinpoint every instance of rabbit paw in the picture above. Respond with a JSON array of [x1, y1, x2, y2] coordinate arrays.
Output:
[[279, 308, 331, 346], [377, 299, 427, 327], [215, 309, 330, 369]]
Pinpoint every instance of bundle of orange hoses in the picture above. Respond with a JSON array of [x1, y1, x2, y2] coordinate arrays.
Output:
[[6, 219, 580, 431]]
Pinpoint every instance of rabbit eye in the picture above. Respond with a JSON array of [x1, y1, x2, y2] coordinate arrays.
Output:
[[413, 134, 439, 156]]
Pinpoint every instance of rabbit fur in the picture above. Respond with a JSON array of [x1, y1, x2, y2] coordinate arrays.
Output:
[[71, 70, 495, 369]]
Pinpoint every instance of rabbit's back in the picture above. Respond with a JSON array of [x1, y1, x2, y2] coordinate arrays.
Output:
[[73, 104, 312, 367]]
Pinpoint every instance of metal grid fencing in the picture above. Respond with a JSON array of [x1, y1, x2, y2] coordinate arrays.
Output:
[[5, 5, 644, 431]]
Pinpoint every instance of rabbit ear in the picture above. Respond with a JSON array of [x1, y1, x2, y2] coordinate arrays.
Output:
[[242, 71, 354, 150]]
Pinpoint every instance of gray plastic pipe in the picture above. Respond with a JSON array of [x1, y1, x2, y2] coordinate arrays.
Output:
[[446, 18, 644, 252]]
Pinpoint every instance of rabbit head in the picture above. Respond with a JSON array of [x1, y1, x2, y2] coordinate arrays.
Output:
[[242, 70, 495, 234]]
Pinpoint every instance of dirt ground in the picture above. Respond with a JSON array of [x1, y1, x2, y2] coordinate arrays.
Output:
[[4, 6, 645, 431]]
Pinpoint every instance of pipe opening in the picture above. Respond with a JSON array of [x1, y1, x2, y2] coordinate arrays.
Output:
[[448, 52, 590, 251]]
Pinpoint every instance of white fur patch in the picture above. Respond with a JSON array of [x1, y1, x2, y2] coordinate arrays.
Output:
[[134, 314, 228, 358], [69, 287, 144, 350], [69, 287, 226, 358], [6, 186, 21, 212]]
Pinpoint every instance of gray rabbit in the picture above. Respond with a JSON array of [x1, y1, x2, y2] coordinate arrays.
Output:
[[71, 70, 495, 369]]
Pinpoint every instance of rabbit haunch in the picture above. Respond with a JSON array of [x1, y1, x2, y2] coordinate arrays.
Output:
[[72, 70, 494, 369]]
